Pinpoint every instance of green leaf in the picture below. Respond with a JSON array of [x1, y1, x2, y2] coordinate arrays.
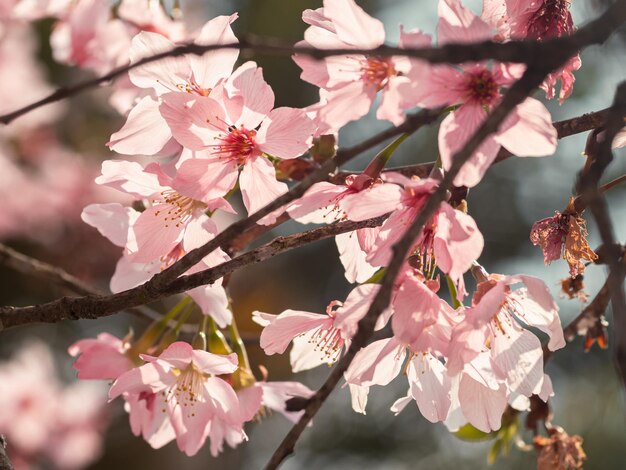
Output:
[[453, 424, 496, 442]]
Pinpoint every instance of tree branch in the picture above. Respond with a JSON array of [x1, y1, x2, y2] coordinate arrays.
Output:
[[0, 436, 13, 470], [576, 81, 626, 386], [0, 0, 624, 125], [0, 216, 387, 328]]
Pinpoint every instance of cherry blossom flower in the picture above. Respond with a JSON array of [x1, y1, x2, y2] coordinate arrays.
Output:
[[483, 0, 581, 102], [110, 342, 245, 457], [293, 0, 430, 131], [108, 14, 238, 155], [446, 268, 565, 430], [160, 62, 315, 222], [254, 284, 388, 372], [342, 174, 483, 300], [399, 0, 557, 188], [82, 160, 233, 326], [344, 271, 456, 422]]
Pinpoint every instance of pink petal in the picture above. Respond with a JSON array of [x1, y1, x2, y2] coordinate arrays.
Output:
[[350, 384, 369, 414], [160, 92, 225, 150], [377, 75, 410, 125], [495, 97, 557, 157], [334, 283, 388, 337], [259, 309, 328, 355], [458, 373, 507, 432], [129, 205, 185, 263], [290, 331, 335, 372], [108, 96, 173, 155], [260, 381, 315, 422], [401, 63, 466, 109], [323, 0, 385, 48], [128, 31, 191, 94], [336, 230, 378, 283], [340, 183, 404, 221], [110, 256, 160, 293], [191, 351, 238, 375], [157, 341, 194, 369], [189, 284, 232, 328], [492, 325, 544, 397], [81, 203, 138, 248], [190, 14, 239, 90], [317, 80, 376, 132], [392, 274, 454, 349], [256, 107, 314, 159], [434, 202, 484, 299], [287, 182, 346, 224], [508, 279, 565, 351], [237, 384, 264, 422], [239, 156, 288, 216], [95, 160, 163, 198], [225, 61, 275, 129], [172, 157, 239, 203], [438, 0, 494, 44], [408, 354, 452, 423], [109, 362, 171, 400], [439, 105, 502, 188], [344, 337, 405, 386]]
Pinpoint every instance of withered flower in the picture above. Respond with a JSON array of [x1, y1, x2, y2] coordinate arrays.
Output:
[[534, 427, 586, 470], [530, 198, 597, 277]]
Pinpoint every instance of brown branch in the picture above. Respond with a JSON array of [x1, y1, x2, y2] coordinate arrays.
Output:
[[0, 216, 388, 329], [264, 55, 560, 469], [576, 81, 626, 386], [1, 0, 625, 126], [0, 436, 13, 470], [0, 243, 96, 296], [0, 242, 197, 332]]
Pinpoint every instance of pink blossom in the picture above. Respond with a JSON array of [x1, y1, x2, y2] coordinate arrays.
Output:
[[160, 62, 315, 222], [293, 0, 430, 131], [255, 284, 388, 372], [400, 0, 557, 188], [110, 342, 245, 457], [446, 273, 564, 417], [108, 14, 238, 155], [68, 332, 134, 380], [344, 272, 456, 422], [482, 0, 580, 102], [342, 174, 483, 300]]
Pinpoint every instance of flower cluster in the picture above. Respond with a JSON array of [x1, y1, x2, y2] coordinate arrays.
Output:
[[50, 0, 591, 460]]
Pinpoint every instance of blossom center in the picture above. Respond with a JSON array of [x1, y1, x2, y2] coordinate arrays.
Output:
[[213, 126, 259, 165], [163, 364, 206, 418], [361, 56, 396, 91], [465, 70, 499, 106], [154, 190, 206, 228]]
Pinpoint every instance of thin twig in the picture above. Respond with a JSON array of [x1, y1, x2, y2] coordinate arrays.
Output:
[[576, 81, 626, 387], [0, 0, 624, 125]]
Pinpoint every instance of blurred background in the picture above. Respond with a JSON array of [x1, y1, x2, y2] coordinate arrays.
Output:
[[0, 0, 625, 469]]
